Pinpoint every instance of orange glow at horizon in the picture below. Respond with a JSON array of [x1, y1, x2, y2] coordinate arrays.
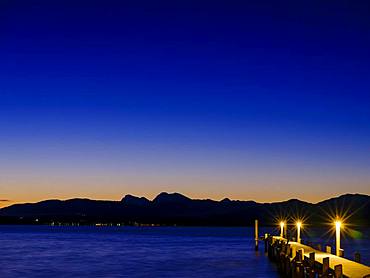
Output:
[[1, 175, 369, 208]]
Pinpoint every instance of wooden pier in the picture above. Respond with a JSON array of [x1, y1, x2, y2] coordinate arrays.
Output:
[[264, 235, 370, 278]]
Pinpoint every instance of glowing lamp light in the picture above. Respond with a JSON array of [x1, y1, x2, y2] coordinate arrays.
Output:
[[280, 221, 285, 238], [335, 220, 342, 256], [335, 220, 341, 229], [296, 221, 302, 243]]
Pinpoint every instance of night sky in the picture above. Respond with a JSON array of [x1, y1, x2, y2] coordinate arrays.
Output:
[[1, 0, 370, 205]]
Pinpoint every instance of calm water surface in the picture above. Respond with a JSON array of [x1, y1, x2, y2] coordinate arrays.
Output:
[[0, 226, 368, 277]]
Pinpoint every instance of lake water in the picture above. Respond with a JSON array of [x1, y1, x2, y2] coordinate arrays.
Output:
[[0, 226, 368, 277]]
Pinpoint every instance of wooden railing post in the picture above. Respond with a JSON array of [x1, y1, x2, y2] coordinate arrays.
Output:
[[309, 252, 315, 268], [325, 245, 332, 254], [297, 249, 303, 262], [264, 234, 268, 253], [334, 264, 343, 278], [354, 252, 361, 263], [323, 257, 330, 277], [339, 248, 344, 257], [254, 219, 258, 251]]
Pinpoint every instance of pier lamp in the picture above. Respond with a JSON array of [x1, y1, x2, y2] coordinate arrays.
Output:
[[335, 220, 341, 256], [296, 221, 302, 243], [280, 221, 285, 238]]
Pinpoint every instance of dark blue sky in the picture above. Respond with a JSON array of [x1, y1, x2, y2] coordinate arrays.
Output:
[[1, 0, 370, 204]]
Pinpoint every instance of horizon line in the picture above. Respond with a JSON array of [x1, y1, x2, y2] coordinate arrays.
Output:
[[2, 191, 368, 209]]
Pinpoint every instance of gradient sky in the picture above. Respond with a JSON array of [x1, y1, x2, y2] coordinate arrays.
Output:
[[1, 0, 370, 206]]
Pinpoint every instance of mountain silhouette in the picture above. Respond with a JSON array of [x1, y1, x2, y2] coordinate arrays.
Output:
[[121, 194, 150, 206], [153, 192, 192, 204], [0, 192, 368, 226]]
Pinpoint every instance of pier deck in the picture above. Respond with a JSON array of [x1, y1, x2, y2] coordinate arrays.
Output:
[[273, 236, 370, 278]]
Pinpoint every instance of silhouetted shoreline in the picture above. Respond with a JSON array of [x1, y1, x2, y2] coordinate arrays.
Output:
[[1, 193, 369, 227]]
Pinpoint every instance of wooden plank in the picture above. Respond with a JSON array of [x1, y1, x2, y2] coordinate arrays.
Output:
[[273, 237, 370, 278]]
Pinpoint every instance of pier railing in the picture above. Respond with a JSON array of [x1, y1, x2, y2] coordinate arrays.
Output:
[[262, 235, 370, 278], [253, 220, 370, 278]]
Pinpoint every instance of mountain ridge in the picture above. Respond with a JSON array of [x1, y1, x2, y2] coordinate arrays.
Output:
[[1, 192, 369, 226]]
